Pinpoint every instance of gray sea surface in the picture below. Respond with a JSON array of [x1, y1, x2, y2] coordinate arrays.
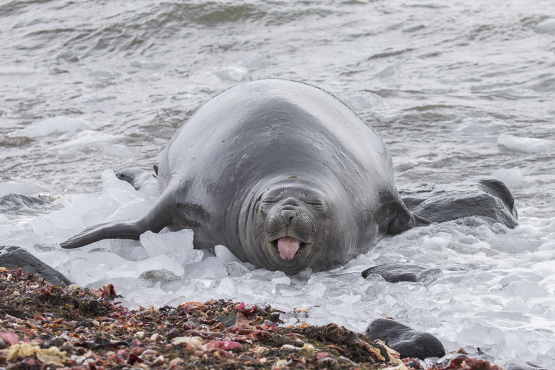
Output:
[[1, 0, 555, 367]]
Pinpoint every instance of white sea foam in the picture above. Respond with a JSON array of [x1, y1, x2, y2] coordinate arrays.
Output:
[[130, 60, 166, 69], [0, 180, 48, 197], [498, 134, 552, 153], [90, 70, 121, 79], [374, 61, 401, 77], [56, 131, 139, 159], [456, 116, 507, 135], [340, 91, 384, 111], [0, 66, 37, 75], [491, 167, 525, 189], [8, 116, 95, 138], [213, 66, 250, 82], [239, 53, 271, 71]]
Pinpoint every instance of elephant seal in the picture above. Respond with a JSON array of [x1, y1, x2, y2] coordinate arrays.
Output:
[[61, 79, 427, 274]]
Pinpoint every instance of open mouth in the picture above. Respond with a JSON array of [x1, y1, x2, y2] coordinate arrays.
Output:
[[270, 236, 309, 260]]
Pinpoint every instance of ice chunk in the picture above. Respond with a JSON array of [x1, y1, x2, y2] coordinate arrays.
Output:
[[498, 134, 552, 153], [325, 304, 357, 318], [140, 229, 203, 266], [537, 19, 555, 33], [225, 261, 252, 276], [272, 276, 291, 286], [215, 277, 235, 295], [0, 181, 48, 197], [215, 244, 241, 264], [491, 167, 525, 189], [137, 255, 184, 277], [214, 66, 249, 82], [510, 281, 549, 298], [9, 116, 95, 138], [340, 91, 384, 111], [458, 323, 505, 347], [105, 198, 149, 222], [302, 281, 327, 298], [47, 208, 85, 230], [239, 53, 270, 71], [68, 251, 131, 286], [101, 170, 139, 205], [110, 239, 148, 261], [70, 193, 101, 216], [33, 250, 70, 271], [505, 332, 529, 357], [504, 299, 528, 313], [183, 257, 228, 280], [138, 179, 161, 199]]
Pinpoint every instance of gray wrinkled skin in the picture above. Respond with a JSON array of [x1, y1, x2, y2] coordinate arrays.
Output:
[[61, 79, 417, 274]]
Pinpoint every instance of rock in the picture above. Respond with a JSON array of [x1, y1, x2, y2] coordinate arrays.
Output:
[[0, 338, 6, 349], [361, 263, 441, 282], [213, 313, 238, 327], [364, 318, 445, 360], [399, 176, 518, 228], [0, 246, 71, 287], [139, 269, 181, 286], [504, 359, 548, 370]]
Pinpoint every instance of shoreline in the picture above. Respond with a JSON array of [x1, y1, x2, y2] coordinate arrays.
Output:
[[0, 267, 504, 370]]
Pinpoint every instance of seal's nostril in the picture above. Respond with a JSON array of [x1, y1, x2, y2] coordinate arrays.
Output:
[[281, 209, 296, 226]]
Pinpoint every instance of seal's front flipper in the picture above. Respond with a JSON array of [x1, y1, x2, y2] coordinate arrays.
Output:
[[60, 189, 172, 249], [116, 167, 156, 190], [60, 219, 156, 249]]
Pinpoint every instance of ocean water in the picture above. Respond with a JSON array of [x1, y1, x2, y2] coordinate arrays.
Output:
[[1, 0, 555, 367]]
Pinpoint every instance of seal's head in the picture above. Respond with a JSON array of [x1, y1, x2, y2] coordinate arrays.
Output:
[[242, 178, 352, 274]]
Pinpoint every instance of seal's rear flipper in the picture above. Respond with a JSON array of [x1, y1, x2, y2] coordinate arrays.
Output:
[[60, 190, 172, 249]]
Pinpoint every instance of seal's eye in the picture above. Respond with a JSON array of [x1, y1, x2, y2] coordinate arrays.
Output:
[[262, 197, 280, 206], [304, 198, 324, 209]]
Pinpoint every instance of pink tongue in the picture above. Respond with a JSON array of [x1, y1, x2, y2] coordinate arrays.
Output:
[[277, 237, 300, 260]]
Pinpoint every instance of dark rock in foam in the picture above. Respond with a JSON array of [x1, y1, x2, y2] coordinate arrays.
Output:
[[362, 263, 441, 283], [0, 246, 71, 287], [399, 176, 518, 228], [365, 318, 446, 360]]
